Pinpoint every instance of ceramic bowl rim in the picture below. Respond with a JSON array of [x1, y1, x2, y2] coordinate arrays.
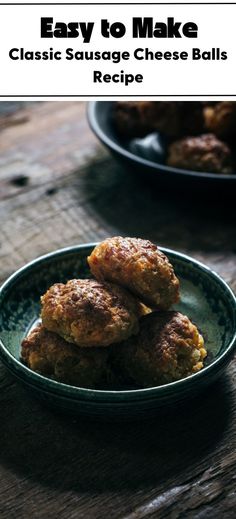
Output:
[[0, 244, 236, 402], [87, 101, 236, 181]]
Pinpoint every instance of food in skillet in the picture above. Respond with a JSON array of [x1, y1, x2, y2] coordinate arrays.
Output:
[[111, 311, 206, 387], [88, 236, 180, 309], [41, 278, 141, 347], [21, 324, 109, 388], [167, 134, 233, 174]]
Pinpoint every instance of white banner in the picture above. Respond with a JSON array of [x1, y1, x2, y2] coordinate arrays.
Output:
[[0, 3, 235, 99]]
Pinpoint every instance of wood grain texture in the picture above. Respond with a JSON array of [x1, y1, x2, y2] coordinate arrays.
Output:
[[0, 102, 235, 519]]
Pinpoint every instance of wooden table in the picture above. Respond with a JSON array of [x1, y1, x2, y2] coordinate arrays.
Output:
[[0, 102, 235, 519]]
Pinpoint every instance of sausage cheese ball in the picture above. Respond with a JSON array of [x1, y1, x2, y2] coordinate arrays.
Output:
[[41, 279, 140, 348], [149, 101, 205, 139], [114, 101, 205, 139], [88, 237, 180, 309], [114, 101, 157, 138], [21, 325, 109, 388], [204, 102, 236, 141], [112, 311, 206, 387], [167, 134, 233, 174]]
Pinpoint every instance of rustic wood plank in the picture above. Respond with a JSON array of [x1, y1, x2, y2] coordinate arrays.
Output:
[[0, 363, 235, 519], [0, 102, 235, 519], [1, 148, 235, 288]]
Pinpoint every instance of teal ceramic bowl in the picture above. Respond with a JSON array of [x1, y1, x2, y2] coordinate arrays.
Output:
[[0, 244, 235, 419]]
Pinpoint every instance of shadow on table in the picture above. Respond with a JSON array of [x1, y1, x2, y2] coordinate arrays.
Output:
[[0, 369, 233, 493], [80, 156, 236, 255]]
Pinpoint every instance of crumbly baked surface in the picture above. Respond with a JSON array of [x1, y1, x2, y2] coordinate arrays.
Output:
[[205, 101, 236, 141], [21, 325, 109, 388], [111, 311, 207, 387], [41, 278, 140, 347], [114, 101, 205, 139], [114, 101, 156, 137], [167, 134, 233, 174], [88, 237, 180, 309]]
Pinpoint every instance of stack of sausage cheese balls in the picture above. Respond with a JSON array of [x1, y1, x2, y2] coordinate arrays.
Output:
[[21, 237, 207, 389], [114, 102, 236, 174]]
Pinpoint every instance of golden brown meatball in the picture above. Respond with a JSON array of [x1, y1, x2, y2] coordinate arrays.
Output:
[[88, 237, 180, 309], [114, 101, 156, 137], [204, 102, 236, 141], [41, 279, 140, 348], [151, 102, 205, 138], [167, 134, 233, 174], [21, 325, 109, 388], [114, 101, 205, 139], [112, 311, 207, 387]]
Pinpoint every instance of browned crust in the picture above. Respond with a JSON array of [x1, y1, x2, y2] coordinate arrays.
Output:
[[114, 101, 205, 139], [88, 237, 180, 309], [114, 101, 157, 137], [21, 325, 109, 387], [204, 102, 236, 141], [167, 134, 233, 174], [111, 311, 207, 387], [41, 278, 140, 347]]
